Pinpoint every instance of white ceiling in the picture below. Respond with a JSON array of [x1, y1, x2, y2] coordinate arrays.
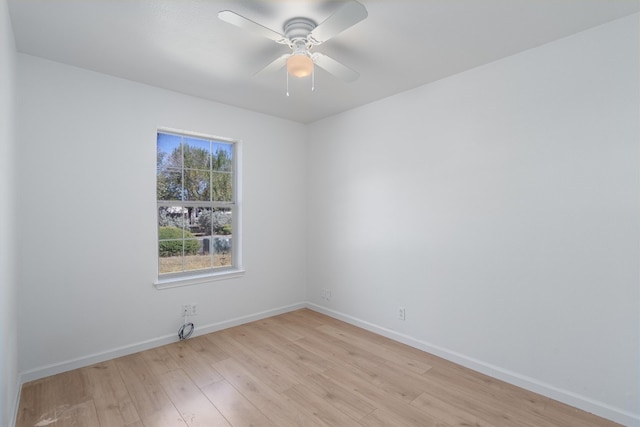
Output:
[[8, 0, 639, 123]]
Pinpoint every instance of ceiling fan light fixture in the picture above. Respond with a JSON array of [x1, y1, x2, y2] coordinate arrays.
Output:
[[219, 1, 367, 84], [286, 53, 314, 78]]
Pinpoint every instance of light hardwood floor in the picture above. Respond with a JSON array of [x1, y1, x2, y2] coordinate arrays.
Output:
[[16, 309, 620, 427]]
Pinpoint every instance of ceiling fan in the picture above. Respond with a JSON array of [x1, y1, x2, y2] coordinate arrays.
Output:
[[218, 1, 368, 86]]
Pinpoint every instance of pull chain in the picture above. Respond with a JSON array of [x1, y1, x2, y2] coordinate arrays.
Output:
[[286, 69, 290, 97]]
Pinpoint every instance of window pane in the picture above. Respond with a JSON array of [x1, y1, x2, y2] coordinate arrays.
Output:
[[212, 172, 232, 202], [182, 239, 209, 272], [157, 171, 183, 201], [158, 206, 188, 230], [193, 207, 213, 236], [213, 236, 232, 267], [183, 169, 210, 201], [184, 137, 211, 170], [158, 213, 187, 274], [212, 142, 233, 172], [157, 133, 182, 169], [212, 207, 232, 267], [197, 207, 232, 237], [159, 250, 182, 274]]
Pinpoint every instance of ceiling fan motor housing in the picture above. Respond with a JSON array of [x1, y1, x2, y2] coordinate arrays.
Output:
[[284, 18, 316, 44]]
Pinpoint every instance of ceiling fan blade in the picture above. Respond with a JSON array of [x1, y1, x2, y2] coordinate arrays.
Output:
[[313, 53, 359, 82], [255, 54, 289, 76], [309, 1, 368, 44], [218, 10, 288, 44]]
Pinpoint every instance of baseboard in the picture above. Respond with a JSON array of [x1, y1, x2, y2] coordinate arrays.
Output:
[[306, 303, 640, 427], [190, 302, 307, 337], [18, 302, 306, 385], [10, 380, 21, 427]]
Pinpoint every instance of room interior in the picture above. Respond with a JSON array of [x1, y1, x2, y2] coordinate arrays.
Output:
[[0, 0, 638, 426]]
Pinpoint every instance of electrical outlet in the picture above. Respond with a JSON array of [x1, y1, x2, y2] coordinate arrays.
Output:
[[181, 304, 197, 316], [398, 307, 406, 321], [181, 304, 190, 316], [321, 289, 332, 300]]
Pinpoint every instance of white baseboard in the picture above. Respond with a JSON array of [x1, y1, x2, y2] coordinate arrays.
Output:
[[18, 302, 306, 385], [10, 381, 21, 427], [191, 302, 307, 337], [307, 303, 639, 427]]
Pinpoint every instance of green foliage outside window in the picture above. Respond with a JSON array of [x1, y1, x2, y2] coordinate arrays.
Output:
[[158, 227, 199, 257]]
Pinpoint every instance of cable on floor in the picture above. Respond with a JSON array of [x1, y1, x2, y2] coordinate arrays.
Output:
[[178, 311, 194, 340]]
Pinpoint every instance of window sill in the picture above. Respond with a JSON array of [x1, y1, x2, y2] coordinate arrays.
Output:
[[154, 268, 245, 290]]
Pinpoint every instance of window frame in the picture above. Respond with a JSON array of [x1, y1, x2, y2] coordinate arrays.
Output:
[[154, 128, 244, 289]]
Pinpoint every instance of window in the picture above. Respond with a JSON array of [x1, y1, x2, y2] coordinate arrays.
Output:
[[156, 129, 242, 286]]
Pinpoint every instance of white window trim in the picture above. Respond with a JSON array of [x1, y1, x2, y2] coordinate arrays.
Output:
[[154, 268, 245, 290], [154, 128, 243, 289]]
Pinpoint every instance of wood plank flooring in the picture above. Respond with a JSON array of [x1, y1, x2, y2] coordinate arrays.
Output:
[[16, 309, 620, 427]]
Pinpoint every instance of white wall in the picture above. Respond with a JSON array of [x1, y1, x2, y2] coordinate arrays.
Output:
[[16, 54, 308, 378], [0, 0, 18, 425], [307, 14, 639, 426]]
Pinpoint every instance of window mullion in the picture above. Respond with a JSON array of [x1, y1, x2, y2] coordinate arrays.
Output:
[[210, 140, 215, 269]]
